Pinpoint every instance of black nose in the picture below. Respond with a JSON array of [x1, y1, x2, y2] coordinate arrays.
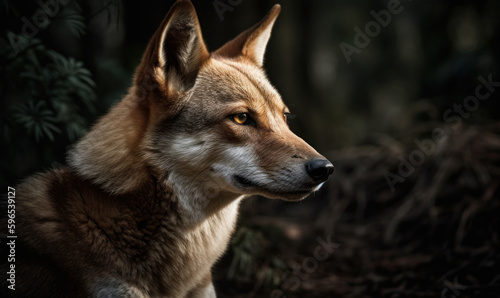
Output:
[[305, 159, 334, 182]]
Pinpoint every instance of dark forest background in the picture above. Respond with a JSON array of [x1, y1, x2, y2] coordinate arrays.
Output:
[[1, 0, 499, 297]]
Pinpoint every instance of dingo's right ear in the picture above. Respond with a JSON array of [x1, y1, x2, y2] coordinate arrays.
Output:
[[135, 0, 209, 97]]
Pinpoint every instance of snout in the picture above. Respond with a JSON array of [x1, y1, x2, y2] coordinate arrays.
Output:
[[305, 159, 334, 183]]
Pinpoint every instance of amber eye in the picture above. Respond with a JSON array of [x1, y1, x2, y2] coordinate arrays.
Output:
[[232, 113, 248, 125]]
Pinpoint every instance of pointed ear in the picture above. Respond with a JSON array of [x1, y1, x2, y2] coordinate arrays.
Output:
[[135, 0, 209, 95], [214, 4, 281, 67]]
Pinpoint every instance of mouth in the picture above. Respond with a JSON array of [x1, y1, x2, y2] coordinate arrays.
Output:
[[233, 174, 321, 200]]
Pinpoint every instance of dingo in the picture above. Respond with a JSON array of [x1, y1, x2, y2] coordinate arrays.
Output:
[[2, 1, 333, 297]]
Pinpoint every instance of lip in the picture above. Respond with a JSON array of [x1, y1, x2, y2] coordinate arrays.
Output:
[[233, 175, 318, 199], [234, 175, 258, 188]]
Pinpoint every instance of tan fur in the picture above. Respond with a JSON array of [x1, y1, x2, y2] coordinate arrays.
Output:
[[1, 1, 332, 297]]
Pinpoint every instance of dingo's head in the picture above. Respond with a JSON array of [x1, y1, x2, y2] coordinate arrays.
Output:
[[141, 0, 333, 202], [70, 0, 333, 204]]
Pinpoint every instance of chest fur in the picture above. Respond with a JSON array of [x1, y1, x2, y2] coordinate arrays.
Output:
[[135, 199, 241, 296], [95, 197, 242, 297]]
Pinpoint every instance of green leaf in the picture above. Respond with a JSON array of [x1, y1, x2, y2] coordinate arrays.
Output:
[[13, 100, 61, 142], [55, 8, 86, 37]]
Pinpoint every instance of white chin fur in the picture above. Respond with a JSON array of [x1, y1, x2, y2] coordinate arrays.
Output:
[[313, 182, 325, 192]]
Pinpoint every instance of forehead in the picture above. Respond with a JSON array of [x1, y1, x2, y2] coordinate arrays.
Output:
[[194, 58, 285, 111]]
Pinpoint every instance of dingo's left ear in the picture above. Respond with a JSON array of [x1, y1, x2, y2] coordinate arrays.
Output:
[[136, 0, 209, 94], [214, 4, 281, 67]]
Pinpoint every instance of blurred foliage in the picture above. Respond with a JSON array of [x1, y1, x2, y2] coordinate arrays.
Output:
[[228, 227, 263, 280], [56, 7, 87, 37], [0, 0, 123, 185], [13, 100, 61, 142], [227, 227, 287, 289], [4, 36, 96, 140]]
